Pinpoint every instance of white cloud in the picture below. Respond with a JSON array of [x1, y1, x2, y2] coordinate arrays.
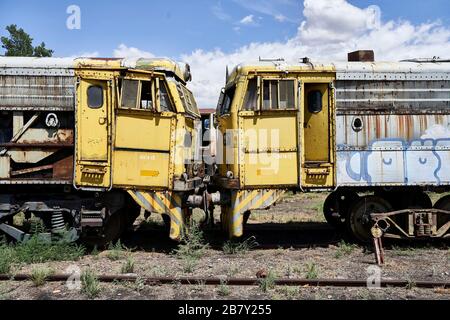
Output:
[[66, 51, 99, 58], [275, 14, 287, 23], [113, 43, 155, 64], [233, 0, 296, 22], [113, 0, 450, 108], [240, 15, 255, 25], [212, 2, 231, 21]]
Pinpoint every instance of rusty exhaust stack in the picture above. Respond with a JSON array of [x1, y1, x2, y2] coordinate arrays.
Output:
[[348, 50, 375, 62]]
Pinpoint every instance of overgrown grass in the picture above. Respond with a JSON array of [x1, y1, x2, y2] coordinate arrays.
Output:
[[222, 236, 258, 255], [173, 223, 209, 274], [276, 286, 299, 300], [121, 256, 135, 274], [0, 245, 14, 274], [81, 269, 101, 299], [334, 240, 358, 259], [106, 240, 128, 261], [174, 224, 209, 260], [258, 270, 277, 292], [391, 245, 416, 257], [0, 236, 84, 274], [217, 280, 231, 297], [31, 267, 52, 287], [305, 262, 319, 280]]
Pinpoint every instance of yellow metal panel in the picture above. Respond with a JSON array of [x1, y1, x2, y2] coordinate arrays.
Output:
[[113, 150, 169, 188], [242, 114, 297, 152], [75, 58, 122, 69], [303, 83, 330, 162], [243, 152, 298, 186], [241, 112, 298, 187], [115, 113, 172, 151]]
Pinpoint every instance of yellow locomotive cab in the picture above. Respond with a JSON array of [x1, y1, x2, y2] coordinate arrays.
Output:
[[214, 61, 336, 237]]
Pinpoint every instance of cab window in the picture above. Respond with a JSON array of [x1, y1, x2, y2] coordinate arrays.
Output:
[[121, 80, 139, 109], [140, 81, 153, 110], [243, 79, 258, 110], [121, 78, 174, 112], [262, 79, 296, 110], [87, 85, 103, 109], [220, 85, 236, 115], [177, 83, 200, 116], [160, 81, 175, 112]]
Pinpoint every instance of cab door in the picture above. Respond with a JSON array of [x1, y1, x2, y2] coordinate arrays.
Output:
[[239, 77, 299, 187], [75, 76, 112, 189], [300, 80, 335, 188], [112, 73, 176, 189]]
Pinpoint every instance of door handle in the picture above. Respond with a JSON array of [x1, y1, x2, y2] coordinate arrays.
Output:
[[98, 117, 107, 125]]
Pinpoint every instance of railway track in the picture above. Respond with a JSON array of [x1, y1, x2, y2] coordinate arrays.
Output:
[[0, 274, 448, 289]]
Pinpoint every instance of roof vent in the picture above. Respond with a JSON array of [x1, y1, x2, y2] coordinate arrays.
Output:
[[301, 57, 311, 64], [348, 50, 375, 62]]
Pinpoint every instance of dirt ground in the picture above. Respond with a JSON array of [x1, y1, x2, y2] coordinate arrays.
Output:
[[1, 192, 449, 300]]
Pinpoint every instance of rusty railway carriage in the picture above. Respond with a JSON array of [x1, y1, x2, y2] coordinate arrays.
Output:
[[213, 52, 450, 242], [0, 57, 204, 244]]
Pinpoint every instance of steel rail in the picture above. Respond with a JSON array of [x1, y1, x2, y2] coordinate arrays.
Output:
[[0, 274, 448, 289]]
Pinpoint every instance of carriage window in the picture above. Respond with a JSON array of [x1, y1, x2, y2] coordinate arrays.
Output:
[[87, 86, 103, 109], [263, 81, 272, 110], [243, 79, 258, 110], [263, 80, 296, 110], [121, 80, 139, 109], [307, 90, 323, 114], [160, 81, 174, 112], [279, 80, 295, 109], [140, 81, 153, 110]]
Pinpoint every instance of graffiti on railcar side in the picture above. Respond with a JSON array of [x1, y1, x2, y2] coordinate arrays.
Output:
[[337, 135, 450, 186]]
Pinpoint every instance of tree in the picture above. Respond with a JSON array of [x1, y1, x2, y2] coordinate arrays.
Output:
[[1, 24, 53, 57]]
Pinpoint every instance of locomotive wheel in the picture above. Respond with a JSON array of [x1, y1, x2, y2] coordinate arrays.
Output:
[[376, 190, 432, 210], [347, 196, 393, 243], [433, 195, 450, 228], [323, 190, 359, 229], [408, 192, 432, 209]]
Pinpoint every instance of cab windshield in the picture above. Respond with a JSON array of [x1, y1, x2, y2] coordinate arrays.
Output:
[[177, 83, 200, 117], [217, 85, 236, 116]]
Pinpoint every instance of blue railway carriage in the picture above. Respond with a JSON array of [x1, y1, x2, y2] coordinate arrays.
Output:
[[328, 57, 450, 241]]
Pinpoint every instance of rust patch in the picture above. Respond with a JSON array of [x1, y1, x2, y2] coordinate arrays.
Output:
[[53, 156, 74, 179]]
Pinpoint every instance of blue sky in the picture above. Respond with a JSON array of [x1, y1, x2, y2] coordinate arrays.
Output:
[[0, 0, 449, 58]]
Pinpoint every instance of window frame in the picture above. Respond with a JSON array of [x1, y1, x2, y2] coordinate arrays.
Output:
[[261, 77, 298, 111], [176, 83, 200, 117], [219, 84, 236, 116], [241, 76, 298, 112], [118, 76, 176, 114]]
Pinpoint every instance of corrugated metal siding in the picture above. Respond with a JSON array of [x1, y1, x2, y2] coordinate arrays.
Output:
[[0, 70, 75, 110], [335, 65, 450, 187], [336, 79, 450, 113], [336, 114, 450, 149]]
